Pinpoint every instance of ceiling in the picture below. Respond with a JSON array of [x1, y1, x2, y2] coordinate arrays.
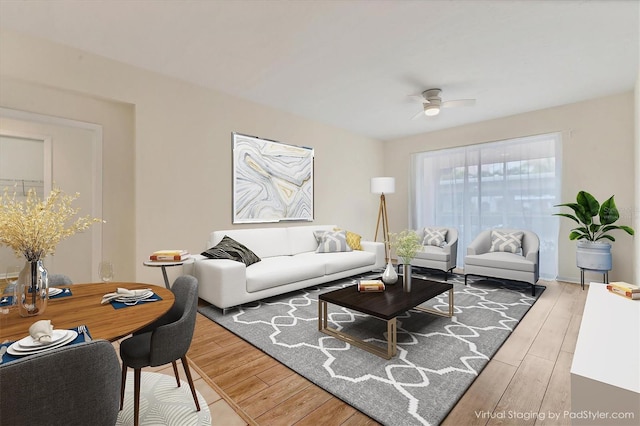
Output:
[[0, 0, 638, 141]]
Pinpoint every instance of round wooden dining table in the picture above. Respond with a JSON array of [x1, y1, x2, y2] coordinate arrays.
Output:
[[0, 282, 174, 343]]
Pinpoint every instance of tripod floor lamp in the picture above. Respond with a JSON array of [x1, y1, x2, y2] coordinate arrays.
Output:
[[371, 177, 395, 262]]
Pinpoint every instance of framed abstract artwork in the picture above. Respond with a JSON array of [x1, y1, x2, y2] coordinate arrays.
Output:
[[232, 132, 314, 223]]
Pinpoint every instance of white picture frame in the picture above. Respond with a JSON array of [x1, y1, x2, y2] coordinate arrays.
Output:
[[232, 132, 314, 223]]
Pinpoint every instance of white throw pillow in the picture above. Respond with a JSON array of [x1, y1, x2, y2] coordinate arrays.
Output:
[[489, 230, 524, 254], [422, 228, 448, 247]]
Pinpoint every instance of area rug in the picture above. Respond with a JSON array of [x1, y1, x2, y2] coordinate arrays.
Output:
[[117, 371, 211, 426], [198, 272, 544, 426]]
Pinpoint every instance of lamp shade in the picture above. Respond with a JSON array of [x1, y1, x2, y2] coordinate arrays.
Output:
[[371, 177, 395, 194]]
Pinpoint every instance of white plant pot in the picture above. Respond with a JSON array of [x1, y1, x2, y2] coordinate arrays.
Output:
[[576, 241, 612, 271]]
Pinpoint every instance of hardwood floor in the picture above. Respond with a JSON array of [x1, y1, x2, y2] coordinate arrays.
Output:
[[187, 280, 588, 425]]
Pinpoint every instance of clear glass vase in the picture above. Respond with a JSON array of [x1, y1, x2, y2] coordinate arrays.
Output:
[[16, 260, 49, 317]]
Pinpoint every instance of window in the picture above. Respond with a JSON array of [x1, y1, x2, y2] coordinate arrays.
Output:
[[410, 133, 561, 279]]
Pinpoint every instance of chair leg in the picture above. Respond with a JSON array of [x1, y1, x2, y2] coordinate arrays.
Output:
[[172, 360, 181, 387], [181, 356, 201, 411], [464, 274, 468, 286], [531, 284, 536, 297], [120, 365, 127, 410], [134, 368, 141, 426]]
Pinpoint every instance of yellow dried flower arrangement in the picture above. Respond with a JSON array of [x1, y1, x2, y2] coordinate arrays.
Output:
[[0, 187, 103, 261]]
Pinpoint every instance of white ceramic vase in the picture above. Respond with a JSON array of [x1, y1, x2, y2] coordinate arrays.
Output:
[[382, 262, 398, 284]]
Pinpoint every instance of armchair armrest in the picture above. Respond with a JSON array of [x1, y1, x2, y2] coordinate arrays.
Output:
[[467, 231, 491, 255]]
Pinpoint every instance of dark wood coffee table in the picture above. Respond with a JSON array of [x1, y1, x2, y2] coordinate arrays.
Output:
[[318, 276, 453, 359]]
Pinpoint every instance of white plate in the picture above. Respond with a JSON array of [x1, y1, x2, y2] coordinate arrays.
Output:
[[115, 290, 154, 302], [48, 287, 63, 296], [8, 330, 78, 356], [16, 329, 69, 348]]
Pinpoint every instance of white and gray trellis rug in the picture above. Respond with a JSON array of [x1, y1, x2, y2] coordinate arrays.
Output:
[[198, 272, 544, 426], [117, 371, 211, 426]]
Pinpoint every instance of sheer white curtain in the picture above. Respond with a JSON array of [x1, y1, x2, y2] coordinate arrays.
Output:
[[410, 133, 561, 279]]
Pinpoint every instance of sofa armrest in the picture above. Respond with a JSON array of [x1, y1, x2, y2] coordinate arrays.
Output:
[[360, 241, 386, 269], [466, 231, 491, 256], [193, 257, 248, 309]]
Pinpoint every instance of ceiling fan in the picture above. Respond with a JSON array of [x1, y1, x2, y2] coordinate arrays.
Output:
[[410, 88, 476, 119]]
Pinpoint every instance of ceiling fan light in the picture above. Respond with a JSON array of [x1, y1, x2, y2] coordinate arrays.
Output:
[[424, 105, 440, 116]]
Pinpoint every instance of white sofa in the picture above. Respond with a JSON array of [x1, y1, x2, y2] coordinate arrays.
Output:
[[191, 225, 385, 311]]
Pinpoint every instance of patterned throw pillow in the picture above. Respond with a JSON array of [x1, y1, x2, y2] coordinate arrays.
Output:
[[333, 228, 363, 250], [314, 230, 353, 253], [489, 230, 524, 254], [201, 235, 261, 266], [422, 228, 448, 247]]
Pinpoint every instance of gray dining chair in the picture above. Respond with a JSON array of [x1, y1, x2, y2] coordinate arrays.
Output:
[[48, 273, 74, 285], [119, 275, 200, 426], [0, 340, 121, 426]]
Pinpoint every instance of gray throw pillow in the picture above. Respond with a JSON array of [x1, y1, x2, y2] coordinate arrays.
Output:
[[201, 235, 261, 266], [314, 230, 353, 253], [422, 227, 448, 247], [489, 230, 524, 254]]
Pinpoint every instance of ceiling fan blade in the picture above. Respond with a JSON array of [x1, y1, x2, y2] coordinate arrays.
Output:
[[411, 109, 425, 120], [442, 99, 476, 108], [408, 95, 431, 104]]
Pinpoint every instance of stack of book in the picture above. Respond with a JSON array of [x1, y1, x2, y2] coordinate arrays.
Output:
[[606, 282, 640, 300], [149, 250, 190, 261], [357, 279, 385, 292]]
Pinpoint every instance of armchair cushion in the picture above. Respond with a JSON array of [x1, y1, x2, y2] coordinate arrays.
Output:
[[489, 230, 523, 254], [465, 251, 536, 273], [423, 227, 448, 247]]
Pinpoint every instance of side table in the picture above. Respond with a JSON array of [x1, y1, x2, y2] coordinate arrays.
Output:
[[143, 258, 193, 289], [579, 267, 609, 290]]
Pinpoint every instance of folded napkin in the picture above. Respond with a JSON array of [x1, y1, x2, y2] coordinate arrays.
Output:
[[101, 288, 151, 304], [29, 319, 54, 343]]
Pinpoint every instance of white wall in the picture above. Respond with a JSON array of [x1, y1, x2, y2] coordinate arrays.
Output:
[[1, 77, 135, 282], [0, 116, 97, 282], [635, 70, 640, 285], [0, 29, 384, 285], [385, 92, 636, 284]]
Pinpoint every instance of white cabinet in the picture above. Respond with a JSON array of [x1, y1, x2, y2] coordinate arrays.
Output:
[[571, 284, 640, 425]]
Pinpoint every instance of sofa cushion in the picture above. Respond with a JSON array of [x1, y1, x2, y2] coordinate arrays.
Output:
[[245, 256, 325, 293], [295, 250, 376, 275], [489, 230, 524, 254], [414, 245, 450, 262], [288, 225, 335, 255], [423, 227, 448, 247], [201, 235, 261, 266], [314, 230, 353, 253], [465, 251, 535, 273], [211, 228, 290, 258]]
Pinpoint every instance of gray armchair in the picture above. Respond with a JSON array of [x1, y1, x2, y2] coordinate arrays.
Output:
[[0, 340, 121, 426], [410, 227, 458, 281], [119, 275, 200, 426], [464, 228, 540, 295]]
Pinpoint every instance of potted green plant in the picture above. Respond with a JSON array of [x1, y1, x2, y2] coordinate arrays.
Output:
[[389, 230, 422, 292], [554, 191, 634, 271]]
